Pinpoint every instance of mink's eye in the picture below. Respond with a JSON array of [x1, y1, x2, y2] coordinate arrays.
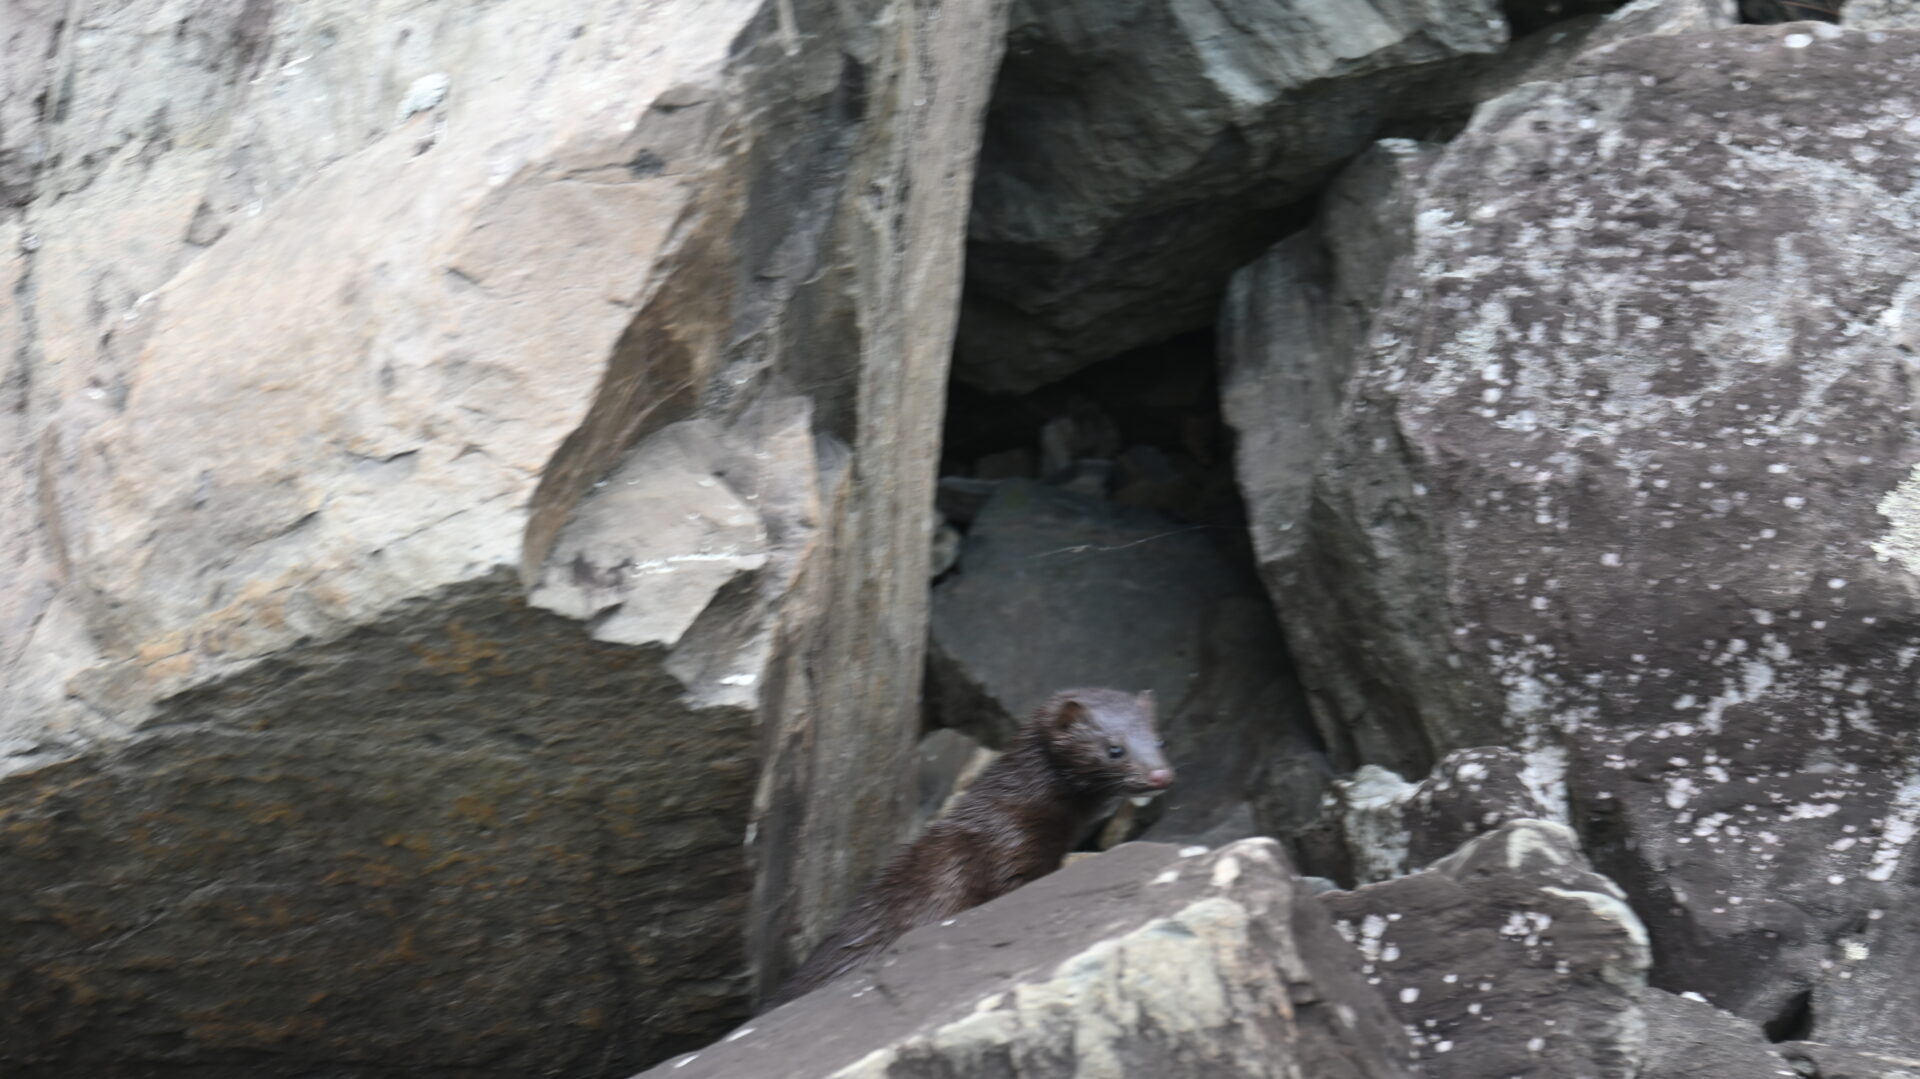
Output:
[[1156, 739, 1167, 749], [1106, 743, 1126, 760]]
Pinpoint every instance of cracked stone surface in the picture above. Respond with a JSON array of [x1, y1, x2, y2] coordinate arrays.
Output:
[[0, 0, 1008, 1073], [1225, 21, 1920, 1048], [642, 839, 1417, 1079], [1322, 820, 1653, 1079]]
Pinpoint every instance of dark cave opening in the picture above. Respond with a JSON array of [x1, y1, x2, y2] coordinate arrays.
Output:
[[927, 322, 1335, 857], [1765, 988, 1816, 1043]]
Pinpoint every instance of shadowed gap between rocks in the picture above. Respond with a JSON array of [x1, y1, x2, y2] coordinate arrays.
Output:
[[923, 328, 1340, 862]]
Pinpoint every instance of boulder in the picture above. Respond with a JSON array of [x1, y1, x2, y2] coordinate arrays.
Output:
[[925, 479, 1325, 843], [910, 727, 994, 836], [1742, 0, 1843, 21], [1313, 748, 1560, 885], [1780, 1042, 1920, 1079], [642, 839, 1418, 1078], [0, 0, 1009, 1073], [957, 0, 1510, 393], [1640, 989, 1798, 1078], [1321, 819, 1652, 1078], [962, 0, 1737, 396], [1228, 21, 1920, 1043], [1844, 1, 1920, 30]]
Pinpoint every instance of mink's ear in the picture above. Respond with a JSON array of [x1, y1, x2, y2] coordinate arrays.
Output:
[[1137, 689, 1155, 714], [1052, 698, 1089, 730]]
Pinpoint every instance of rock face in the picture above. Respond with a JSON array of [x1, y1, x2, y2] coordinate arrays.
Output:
[[956, 0, 1512, 393], [1845, 0, 1920, 30], [925, 479, 1326, 844], [0, 0, 1008, 1073], [642, 839, 1418, 1079], [1322, 820, 1653, 1079], [1310, 748, 1558, 885], [1780, 1042, 1920, 1079], [1640, 989, 1796, 1078], [1228, 22, 1920, 1047]]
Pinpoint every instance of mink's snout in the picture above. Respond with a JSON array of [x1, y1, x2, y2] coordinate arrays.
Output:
[[1143, 767, 1173, 790]]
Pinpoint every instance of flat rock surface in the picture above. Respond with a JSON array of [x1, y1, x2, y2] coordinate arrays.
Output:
[[1321, 820, 1652, 1079], [1232, 23, 1920, 1042], [642, 839, 1417, 1079]]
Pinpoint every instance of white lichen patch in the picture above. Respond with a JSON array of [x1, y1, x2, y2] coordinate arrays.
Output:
[[1337, 766, 1418, 883], [1867, 773, 1920, 882], [1870, 462, 1920, 575]]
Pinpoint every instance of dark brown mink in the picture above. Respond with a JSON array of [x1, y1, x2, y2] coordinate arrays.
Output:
[[758, 687, 1174, 1012]]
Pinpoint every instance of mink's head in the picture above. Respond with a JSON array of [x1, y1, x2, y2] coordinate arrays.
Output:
[[1031, 687, 1174, 798]]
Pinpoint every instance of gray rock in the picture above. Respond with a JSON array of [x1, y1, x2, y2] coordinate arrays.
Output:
[[964, 0, 1738, 396], [0, 0, 1011, 1073], [910, 727, 995, 836], [1844, 0, 1920, 30], [1813, 887, 1920, 1054], [1321, 819, 1652, 1078], [1742, 0, 1842, 21], [643, 839, 1419, 1078], [1230, 22, 1920, 1040], [957, 0, 1510, 393], [1641, 989, 1798, 1078], [926, 479, 1324, 844], [1221, 139, 1440, 610], [1780, 1042, 1920, 1079], [1282, 748, 1555, 886]]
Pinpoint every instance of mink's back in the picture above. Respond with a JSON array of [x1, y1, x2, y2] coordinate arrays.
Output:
[[758, 741, 1077, 1011]]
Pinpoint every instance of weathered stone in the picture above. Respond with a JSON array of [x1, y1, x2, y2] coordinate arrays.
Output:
[[1844, 0, 1920, 29], [1641, 989, 1798, 1079], [1742, 0, 1842, 21], [0, 0, 1009, 1073], [642, 839, 1418, 1078], [1220, 139, 1440, 620], [1780, 1042, 1920, 1079], [926, 479, 1323, 843], [957, 0, 1510, 394], [1314, 748, 1559, 884], [1321, 819, 1652, 1078], [1230, 22, 1920, 1041], [910, 727, 994, 836], [0, 0, 59, 210], [1813, 881, 1920, 1055]]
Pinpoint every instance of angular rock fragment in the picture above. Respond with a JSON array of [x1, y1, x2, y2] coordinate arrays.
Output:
[[0, 0, 1011, 1073], [1779, 1041, 1920, 1079], [1640, 989, 1797, 1078], [959, 0, 1509, 393], [1321, 820, 1652, 1079], [643, 840, 1417, 1079], [1227, 23, 1920, 1036]]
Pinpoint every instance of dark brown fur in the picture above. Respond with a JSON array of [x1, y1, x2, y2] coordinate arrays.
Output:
[[759, 687, 1173, 1012]]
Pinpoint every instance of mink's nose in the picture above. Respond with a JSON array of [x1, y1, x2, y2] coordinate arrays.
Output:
[[1144, 768, 1173, 790]]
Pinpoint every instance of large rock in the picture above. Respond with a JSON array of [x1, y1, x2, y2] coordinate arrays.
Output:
[[1312, 748, 1559, 885], [926, 479, 1326, 843], [1780, 1042, 1920, 1079], [1321, 819, 1653, 1078], [960, 0, 1736, 395], [956, 0, 1511, 393], [1640, 989, 1797, 1078], [643, 839, 1418, 1078], [1228, 22, 1920, 1045], [0, 0, 1008, 1073], [1845, 0, 1920, 30]]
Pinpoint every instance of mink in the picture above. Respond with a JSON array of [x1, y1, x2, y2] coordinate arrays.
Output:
[[759, 687, 1174, 1012]]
